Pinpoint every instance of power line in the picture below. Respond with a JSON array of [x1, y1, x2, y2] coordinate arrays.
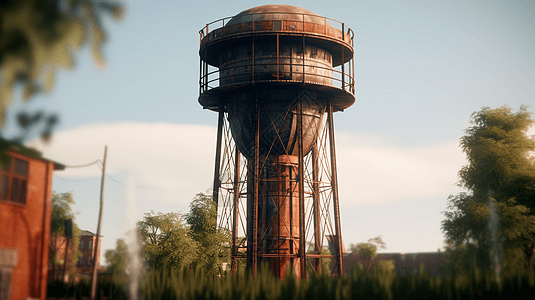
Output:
[[58, 158, 160, 190], [105, 174, 159, 190], [54, 175, 99, 182], [94, 162, 159, 190], [63, 160, 101, 169]]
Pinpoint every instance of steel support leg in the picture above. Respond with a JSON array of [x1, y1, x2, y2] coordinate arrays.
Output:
[[297, 96, 306, 278], [328, 103, 344, 276], [313, 143, 321, 274], [231, 147, 241, 275], [212, 109, 224, 205], [247, 98, 260, 277]]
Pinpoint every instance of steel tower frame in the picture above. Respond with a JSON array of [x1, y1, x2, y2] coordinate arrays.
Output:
[[212, 98, 344, 277]]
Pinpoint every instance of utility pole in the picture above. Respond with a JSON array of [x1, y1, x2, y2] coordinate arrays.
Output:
[[90, 146, 107, 300]]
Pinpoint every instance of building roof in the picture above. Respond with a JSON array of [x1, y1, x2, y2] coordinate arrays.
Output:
[[80, 230, 103, 237], [226, 5, 324, 27], [0, 138, 65, 170]]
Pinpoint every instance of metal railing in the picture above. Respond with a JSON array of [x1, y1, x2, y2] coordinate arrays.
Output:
[[199, 12, 354, 48], [199, 60, 355, 95]]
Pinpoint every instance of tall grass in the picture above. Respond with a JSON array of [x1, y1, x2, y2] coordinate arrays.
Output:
[[49, 266, 535, 300], [139, 265, 534, 300], [47, 275, 127, 299]]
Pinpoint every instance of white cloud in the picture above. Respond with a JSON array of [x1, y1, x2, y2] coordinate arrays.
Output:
[[336, 132, 466, 205], [28, 122, 217, 204], [29, 122, 468, 208]]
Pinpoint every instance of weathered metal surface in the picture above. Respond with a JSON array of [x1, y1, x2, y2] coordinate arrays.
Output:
[[199, 5, 353, 67], [198, 4, 355, 113], [258, 155, 301, 278], [226, 89, 324, 159]]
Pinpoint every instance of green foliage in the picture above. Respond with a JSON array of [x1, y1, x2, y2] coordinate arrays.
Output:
[[49, 191, 82, 280], [0, 0, 124, 162], [50, 192, 76, 234], [349, 235, 387, 271], [442, 105, 535, 273], [306, 243, 332, 276], [185, 192, 231, 275], [137, 210, 198, 269], [105, 238, 128, 278], [373, 260, 395, 275]]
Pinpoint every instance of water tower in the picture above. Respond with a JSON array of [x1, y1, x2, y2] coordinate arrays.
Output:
[[198, 5, 354, 278]]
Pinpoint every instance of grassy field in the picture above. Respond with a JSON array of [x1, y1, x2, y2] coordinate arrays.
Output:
[[47, 266, 535, 300]]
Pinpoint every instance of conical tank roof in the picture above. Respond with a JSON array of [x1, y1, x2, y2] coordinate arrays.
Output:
[[226, 4, 328, 27]]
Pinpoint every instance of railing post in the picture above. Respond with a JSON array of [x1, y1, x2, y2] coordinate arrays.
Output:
[[302, 35, 305, 83], [341, 23, 345, 91]]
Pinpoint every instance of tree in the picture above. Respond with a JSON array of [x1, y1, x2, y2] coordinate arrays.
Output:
[[349, 235, 387, 271], [185, 192, 230, 275], [306, 243, 332, 275], [372, 260, 395, 275], [136, 210, 197, 269], [49, 191, 82, 280], [0, 0, 124, 158], [104, 238, 127, 278], [442, 105, 535, 273]]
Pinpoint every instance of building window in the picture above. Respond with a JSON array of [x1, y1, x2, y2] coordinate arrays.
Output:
[[88, 240, 92, 250], [80, 240, 84, 249], [0, 248, 17, 300], [1, 157, 29, 205]]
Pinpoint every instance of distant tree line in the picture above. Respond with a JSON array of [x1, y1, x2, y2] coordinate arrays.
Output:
[[349, 235, 395, 274]]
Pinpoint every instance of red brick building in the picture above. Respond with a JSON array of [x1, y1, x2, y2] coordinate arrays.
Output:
[[48, 230, 103, 282], [0, 143, 64, 300], [76, 230, 102, 276]]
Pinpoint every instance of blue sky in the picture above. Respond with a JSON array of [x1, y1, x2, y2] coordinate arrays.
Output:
[[4, 0, 535, 262]]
